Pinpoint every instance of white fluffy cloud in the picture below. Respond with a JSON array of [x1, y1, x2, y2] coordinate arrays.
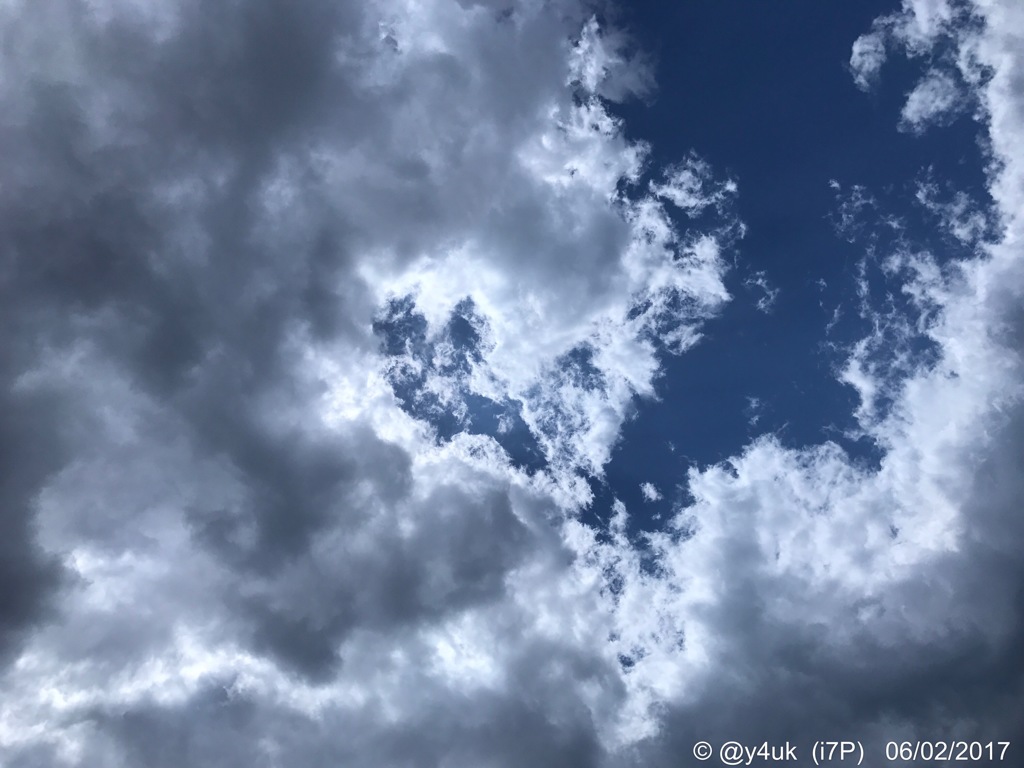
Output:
[[900, 69, 965, 132], [577, 0, 1024, 757], [850, 29, 889, 90], [639, 482, 662, 502]]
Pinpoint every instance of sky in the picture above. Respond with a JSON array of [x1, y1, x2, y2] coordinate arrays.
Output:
[[0, 0, 1022, 766]]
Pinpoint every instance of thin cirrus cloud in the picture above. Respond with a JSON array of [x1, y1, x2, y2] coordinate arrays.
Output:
[[0, 0, 1022, 767]]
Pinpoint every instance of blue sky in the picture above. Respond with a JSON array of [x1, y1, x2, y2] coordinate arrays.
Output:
[[1, 0, 1023, 765], [598, 0, 995, 529]]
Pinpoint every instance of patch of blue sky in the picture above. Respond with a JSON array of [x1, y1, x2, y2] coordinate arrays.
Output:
[[374, 295, 547, 472], [592, 0, 996, 535]]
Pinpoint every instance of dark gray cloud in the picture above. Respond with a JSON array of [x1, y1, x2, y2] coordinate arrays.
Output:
[[0, 0, 649, 763], [0, 367, 68, 663], [0, 0, 553, 664], [0, 0, 374, 673], [80, 638, 613, 768]]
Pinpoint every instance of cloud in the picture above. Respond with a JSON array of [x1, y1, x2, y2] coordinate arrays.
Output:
[[828, 180, 880, 242], [0, 0, 735, 764], [915, 173, 995, 244], [849, 0, 959, 92], [848, 0, 953, 91], [743, 270, 780, 313], [648, 152, 738, 217], [639, 483, 662, 502], [2, 0, 1024, 765], [576, 0, 1024, 755], [850, 29, 889, 90], [900, 69, 965, 132], [744, 396, 762, 426]]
